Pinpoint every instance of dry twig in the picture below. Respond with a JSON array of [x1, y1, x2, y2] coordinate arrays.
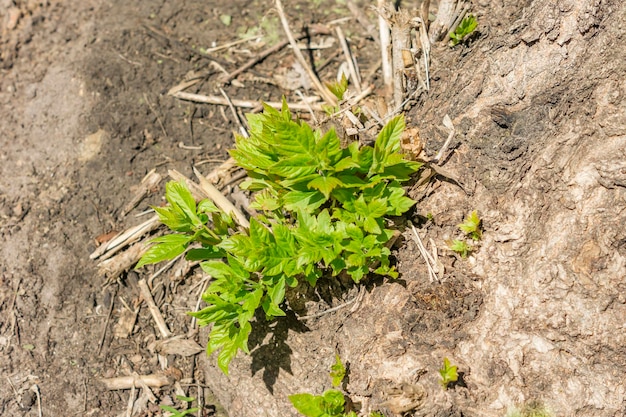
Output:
[[377, 0, 393, 92], [138, 278, 172, 339], [170, 91, 324, 112], [275, 0, 337, 106], [100, 374, 172, 390], [409, 222, 440, 283], [335, 26, 362, 92], [219, 87, 249, 137], [121, 169, 162, 217]]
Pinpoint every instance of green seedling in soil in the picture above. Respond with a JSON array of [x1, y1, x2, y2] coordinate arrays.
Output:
[[458, 210, 482, 240], [447, 210, 482, 257], [449, 14, 478, 46], [330, 353, 347, 387], [289, 389, 357, 417], [137, 102, 422, 374], [326, 73, 349, 101], [160, 395, 199, 417], [447, 239, 471, 258], [439, 357, 458, 390]]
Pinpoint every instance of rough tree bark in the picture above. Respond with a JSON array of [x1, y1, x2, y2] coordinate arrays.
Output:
[[202, 1, 626, 416]]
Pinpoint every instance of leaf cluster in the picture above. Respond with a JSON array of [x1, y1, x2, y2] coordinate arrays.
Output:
[[160, 395, 199, 417], [439, 357, 458, 390], [137, 102, 421, 374], [449, 14, 478, 46], [290, 355, 380, 417], [289, 390, 356, 417], [330, 354, 346, 387], [447, 210, 482, 257]]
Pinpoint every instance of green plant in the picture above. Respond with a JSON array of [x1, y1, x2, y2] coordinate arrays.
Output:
[[289, 390, 356, 417], [160, 395, 199, 417], [326, 73, 349, 102], [439, 357, 458, 390], [458, 210, 482, 240], [449, 14, 478, 46], [330, 353, 347, 387], [447, 210, 482, 257], [447, 239, 471, 258], [137, 103, 421, 374]]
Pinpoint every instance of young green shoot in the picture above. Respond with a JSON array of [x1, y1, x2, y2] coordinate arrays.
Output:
[[439, 357, 458, 390], [330, 353, 347, 387], [160, 395, 199, 417], [458, 210, 482, 240], [449, 14, 478, 46], [447, 239, 471, 258]]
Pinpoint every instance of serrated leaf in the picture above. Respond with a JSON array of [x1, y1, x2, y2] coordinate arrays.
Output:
[[307, 176, 344, 199], [289, 393, 325, 417], [458, 210, 482, 240], [250, 190, 281, 211], [439, 357, 459, 389], [371, 115, 405, 175], [197, 199, 219, 214], [165, 181, 201, 227], [283, 190, 326, 212], [448, 239, 471, 258], [363, 216, 382, 234], [330, 353, 346, 387], [326, 73, 348, 101], [135, 234, 190, 269], [271, 155, 318, 178], [153, 206, 193, 232]]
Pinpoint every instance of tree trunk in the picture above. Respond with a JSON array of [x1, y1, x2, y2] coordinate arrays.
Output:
[[203, 1, 626, 416]]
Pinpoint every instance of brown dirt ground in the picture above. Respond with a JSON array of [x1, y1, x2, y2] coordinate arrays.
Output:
[[0, 0, 393, 415]]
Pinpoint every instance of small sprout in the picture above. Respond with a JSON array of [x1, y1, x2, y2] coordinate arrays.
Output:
[[458, 210, 482, 240], [447, 239, 471, 258], [439, 357, 458, 390], [219, 14, 232, 26], [449, 14, 478, 46], [326, 73, 349, 101], [330, 354, 347, 387], [160, 396, 199, 417]]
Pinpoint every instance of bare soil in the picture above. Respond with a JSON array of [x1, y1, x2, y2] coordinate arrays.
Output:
[[1, 0, 625, 417]]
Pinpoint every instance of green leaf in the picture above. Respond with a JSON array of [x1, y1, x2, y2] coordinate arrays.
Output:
[[197, 199, 219, 214], [321, 390, 345, 416], [283, 190, 326, 212], [308, 176, 344, 199], [165, 181, 201, 227], [458, 210, 482, 240], [186, 246, 225, 261], [370, 115, 405, 175], [153, 205, 193, 232], [135, 234, 190, 269], [289, 390, 346, 417], [439, 357, 459, 389], [326, 73, 348, 101], [448, 239, 471, 258], [289, 393, 325, 417], [450, 14, 477, 46], [330, 354, 346, 387]]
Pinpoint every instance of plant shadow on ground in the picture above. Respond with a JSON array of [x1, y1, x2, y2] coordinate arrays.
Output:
[[248, 309, 310, 393]]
